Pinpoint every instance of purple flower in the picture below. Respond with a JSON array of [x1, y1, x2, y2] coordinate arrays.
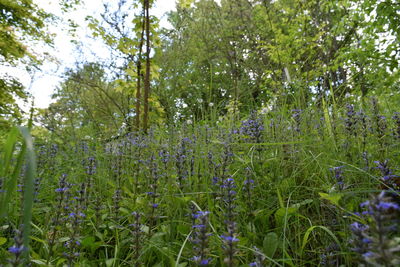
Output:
[[350, 222, 368, 232], [55, 187, 69, 192], [329, 166, 345, 190], [244, 179, 254, 185], [376, 201, 400, 210], [351, 191, 400, 264], [212, 176, 219, 185], [240, 111, 265, 142], [360, 201, 369, 208], [193, 211, 210, 219], [191, 210, 211, 266], [220, 235, 239, 243], [362, 238, 372, 244], [8, 245, 24, 254], [200, 259, 211, 265], [362, 251, 374, 258]]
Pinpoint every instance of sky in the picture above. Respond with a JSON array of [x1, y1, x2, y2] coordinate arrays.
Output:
[[12, 0, 177, 110]]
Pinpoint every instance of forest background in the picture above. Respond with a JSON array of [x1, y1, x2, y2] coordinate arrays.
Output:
[[1, 1, 400, 266], [1, 0, 399, 141]]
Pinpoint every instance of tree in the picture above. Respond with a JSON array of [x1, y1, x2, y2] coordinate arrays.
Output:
[[39, 63, 133, 141], [0, 0, 82, 135], [0, 0, 53, 130], [86, 0, 159, 133], [156, 0, 399, 119]]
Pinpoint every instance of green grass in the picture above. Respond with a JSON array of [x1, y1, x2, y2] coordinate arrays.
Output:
[[1, 98, 399, 266]]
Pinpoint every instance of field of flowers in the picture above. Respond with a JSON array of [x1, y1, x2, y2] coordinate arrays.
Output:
[[1, 98, 400, 266]]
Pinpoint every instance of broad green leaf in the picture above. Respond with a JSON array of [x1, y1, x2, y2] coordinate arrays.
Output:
[[275, 207, 298, 227], [319, 192, 343, 206], [263, 232, 278, 258]]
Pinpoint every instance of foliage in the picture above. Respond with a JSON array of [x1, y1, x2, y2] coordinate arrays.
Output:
[[38, 63, 131, 141], [156, 0, 399, 121], [1, 1, 400, 265], [86, 0, 160, 131], [0, 0, 53, 131], [2, 97, 400, 266]]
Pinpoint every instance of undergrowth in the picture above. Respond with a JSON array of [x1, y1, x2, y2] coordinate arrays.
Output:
[[1, 97, 400, 266]]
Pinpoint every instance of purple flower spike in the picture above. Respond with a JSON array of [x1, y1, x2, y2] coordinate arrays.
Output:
[[8, 246, 24, 254], [221, 235, 239, 243]]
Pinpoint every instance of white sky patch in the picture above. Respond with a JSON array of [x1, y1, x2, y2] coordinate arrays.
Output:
[[9, 0, 177, 110]]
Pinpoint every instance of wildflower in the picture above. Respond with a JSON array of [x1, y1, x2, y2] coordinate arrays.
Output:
[[357, 110, 368, 149], [8, 225, 25, 266], [220, 235, 239, 243], [220, 177, 239, 267], [329, 166, 345, 190], [159, 148, 170, 165], [113, 188, 122, 221], [8, 246, 24, 254], [175, 137, 192, 190], [350, 191, 400, 266], [374, 160, 399, 190], [63, 186, 87, 266], [371, 98, 387, 145], [240, 111, 264, 142], [191, 210, 212, 266], [392, 112, 400, 139], [291, 109, 302, 133], [130, 212, 143, 265], [16, 184, 23, 193], [85, 156, 96, 176], [344, 104, 357, 136], [50, 143, 58, 158]]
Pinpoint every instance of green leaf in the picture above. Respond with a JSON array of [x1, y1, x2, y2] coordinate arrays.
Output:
[[319, 192, 343, 206], [81, 236, 95, 247], [31, 259, 47, 265], [275, 207, 298, 227], [263, 232, 278, 258], [106, 258, 115, 267], [0, 127, 18, 176], [178, 0, 194, 8], [0, 237, 7, 246]]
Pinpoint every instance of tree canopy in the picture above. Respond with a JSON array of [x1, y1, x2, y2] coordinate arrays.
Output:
[[1, 0, 399, 139]]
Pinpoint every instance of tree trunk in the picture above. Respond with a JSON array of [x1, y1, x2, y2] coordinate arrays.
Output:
[[143, 0, 151, 132], [135, 4, 146, 131]]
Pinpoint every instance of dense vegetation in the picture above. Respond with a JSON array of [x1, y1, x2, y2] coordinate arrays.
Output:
[[1, 0, 400, 266]]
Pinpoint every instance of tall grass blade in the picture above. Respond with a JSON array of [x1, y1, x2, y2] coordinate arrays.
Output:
[[19, 126, 37, 261], [0, 126, 36, 262]]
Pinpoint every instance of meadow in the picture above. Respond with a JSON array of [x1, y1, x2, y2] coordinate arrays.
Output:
[[1, 97, 400, 266]]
